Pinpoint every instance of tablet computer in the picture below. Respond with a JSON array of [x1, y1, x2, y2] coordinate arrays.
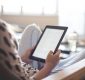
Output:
[[30, 25, 68, 62]]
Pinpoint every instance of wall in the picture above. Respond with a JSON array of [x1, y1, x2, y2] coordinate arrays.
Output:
[[0, 15, 58, 29]]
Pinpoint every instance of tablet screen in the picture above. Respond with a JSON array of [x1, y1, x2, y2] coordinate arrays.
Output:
[[30, 26, 68, 62]]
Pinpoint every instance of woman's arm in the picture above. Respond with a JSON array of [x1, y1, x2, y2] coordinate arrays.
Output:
[[21, 48, 60, 80]]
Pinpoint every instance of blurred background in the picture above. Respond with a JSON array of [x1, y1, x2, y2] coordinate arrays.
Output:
[[0, 0, 85, 47]]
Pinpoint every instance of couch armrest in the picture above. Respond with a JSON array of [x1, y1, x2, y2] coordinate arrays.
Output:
[[43, 59, 85, 80]]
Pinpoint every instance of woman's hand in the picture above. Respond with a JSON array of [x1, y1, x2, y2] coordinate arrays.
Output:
[[33, 50, 61, 80], [21, 48, 33, 63], [45, 50, 61, 69]]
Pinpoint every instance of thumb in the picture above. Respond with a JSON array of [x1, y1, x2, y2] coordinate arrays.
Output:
[[47, 51, 53, 57]]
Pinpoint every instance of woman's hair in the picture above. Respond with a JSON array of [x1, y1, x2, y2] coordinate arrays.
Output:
[[0, 21, 38, 80]]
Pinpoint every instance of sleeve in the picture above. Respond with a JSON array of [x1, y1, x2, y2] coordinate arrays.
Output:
[[0, 21, 38, 80]]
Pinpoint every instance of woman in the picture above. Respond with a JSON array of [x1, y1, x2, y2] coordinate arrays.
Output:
[[0, 21, 60, 80]]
